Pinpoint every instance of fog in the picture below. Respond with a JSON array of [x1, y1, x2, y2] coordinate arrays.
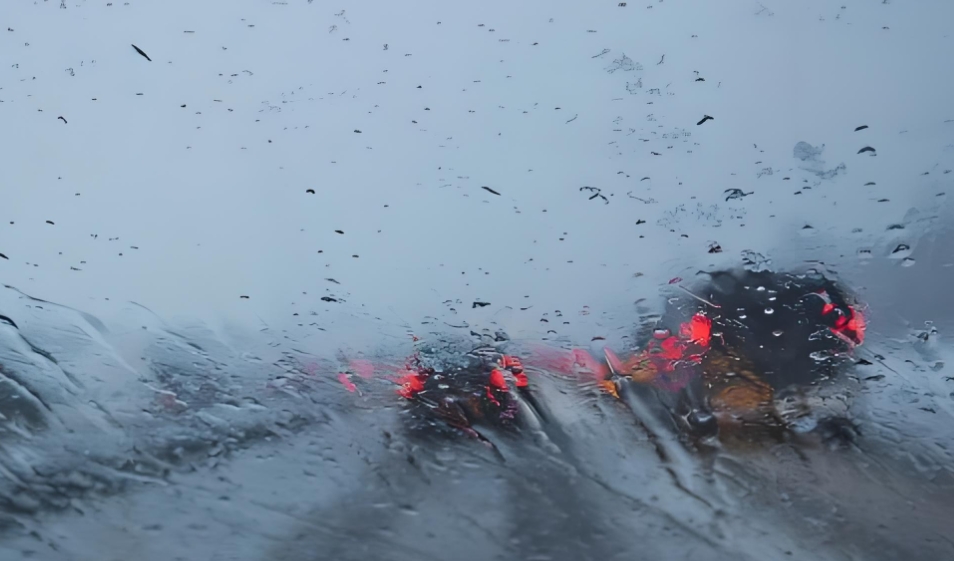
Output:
[[2, 1, 953, 559]]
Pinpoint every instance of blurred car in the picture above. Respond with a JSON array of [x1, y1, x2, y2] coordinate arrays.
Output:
[[530, 268, 866, 442]]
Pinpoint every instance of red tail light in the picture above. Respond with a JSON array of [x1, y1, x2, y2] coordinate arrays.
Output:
[[832, 305, 865, 346], [396, 371, 426, 398], [679, 313, 712, 347], [488, 368, 508, 390]]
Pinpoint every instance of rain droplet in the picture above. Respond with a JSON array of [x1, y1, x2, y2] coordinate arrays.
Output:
[[902, 257, 915, 267], [756, 286, 766, 292], [764, 308, 774, 315], [772, 330, 783, 337], [739, 314, 747, 319], [653, 328, 671, 338]]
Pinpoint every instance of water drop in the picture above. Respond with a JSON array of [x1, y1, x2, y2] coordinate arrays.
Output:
[[789, 417, 818, 433], [653, 328, 671, 338], [764, 307, 774, 315], [902, 257, 915, 267], [810, 351, 830, 362], [772, 330, 783, 337], [756, 286, 766, 292]]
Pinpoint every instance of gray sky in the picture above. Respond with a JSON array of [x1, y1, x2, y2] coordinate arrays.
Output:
[[2, 0, 952, 343]]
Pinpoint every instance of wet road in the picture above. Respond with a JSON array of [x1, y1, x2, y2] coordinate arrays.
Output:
[[1, 269, 953, 561]]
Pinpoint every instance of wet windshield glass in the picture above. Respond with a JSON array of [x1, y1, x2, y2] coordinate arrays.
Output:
[[2, 1, 953, 560]]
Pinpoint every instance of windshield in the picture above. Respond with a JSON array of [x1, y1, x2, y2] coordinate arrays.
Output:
[[2, 2, 953, 560]]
